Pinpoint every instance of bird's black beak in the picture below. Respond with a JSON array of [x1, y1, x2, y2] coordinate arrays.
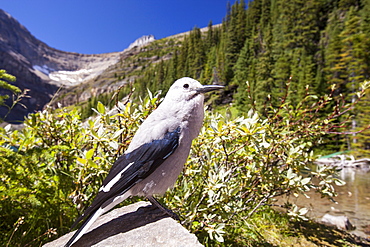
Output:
[[196, 84, 224, 94]]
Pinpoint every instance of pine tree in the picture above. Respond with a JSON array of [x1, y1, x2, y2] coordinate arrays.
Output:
[[178, 35, 190, 78], [189, 27, 206, 79], [205, 20, 217, 50], [341, 7, 370, 153], [323, 10, 345, 94], [352, 87, 370, 157], [168, 49, 179, 83], [233, 35, 255, 112], [202, 46, 218, 84], [223, 0, 247, 84]]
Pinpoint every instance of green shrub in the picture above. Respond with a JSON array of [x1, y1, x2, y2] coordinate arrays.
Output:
[[163, 82, 370, 245], [1, 81, 368, 246], [164, 109, 342, 245], [0, 93, 160, 246]]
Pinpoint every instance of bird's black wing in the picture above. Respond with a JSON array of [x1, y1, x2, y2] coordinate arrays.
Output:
[[71, 127, 180, 229]]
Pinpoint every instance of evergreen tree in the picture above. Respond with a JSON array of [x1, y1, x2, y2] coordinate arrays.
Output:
[[202, 46, 218, 84], [168, 49, 179, 83], [205, 20, 218, 50], [341, 8, 370, 152], [154, 60, 166, 91], [353, 87, 370, 157], [223, 0, 247, 84], [254, 26, 274, 113], [323, 10, 345, 94], [188, 27, 206, 78], [178, 35, 190, 78], [234, 35, 256, 112]]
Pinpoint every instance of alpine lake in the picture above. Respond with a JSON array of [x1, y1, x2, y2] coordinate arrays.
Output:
[[279, 164, 370, 239]]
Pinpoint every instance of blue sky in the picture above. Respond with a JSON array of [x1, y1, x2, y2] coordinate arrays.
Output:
[[0, 1, 234, 54]]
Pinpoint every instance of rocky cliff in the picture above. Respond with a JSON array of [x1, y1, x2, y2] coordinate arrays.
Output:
[[0, 9, 153, 122], [128, 35, 155, 49]]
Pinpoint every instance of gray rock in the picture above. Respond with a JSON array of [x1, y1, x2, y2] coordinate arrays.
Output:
[[321, 213, 355, 231], [128, 35, 155, 50], [43, 201, 203, 247]]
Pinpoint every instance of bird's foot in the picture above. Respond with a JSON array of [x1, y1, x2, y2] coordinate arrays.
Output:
[[147, 196, 180, 220]]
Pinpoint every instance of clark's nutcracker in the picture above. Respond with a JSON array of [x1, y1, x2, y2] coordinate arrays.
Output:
[[65, 77, 223, 246]]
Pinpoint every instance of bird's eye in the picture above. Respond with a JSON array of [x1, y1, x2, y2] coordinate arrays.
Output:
[[183, 83, 189, 89]]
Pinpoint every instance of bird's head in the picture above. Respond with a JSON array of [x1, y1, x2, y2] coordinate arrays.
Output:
[[165, 77, 224, 103]]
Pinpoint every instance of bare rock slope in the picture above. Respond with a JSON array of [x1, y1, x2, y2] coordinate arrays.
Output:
[[0, 9, 137, 121]]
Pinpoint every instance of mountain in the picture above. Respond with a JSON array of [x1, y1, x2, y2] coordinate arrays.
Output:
[[0, 9, 221, 122], [0, 9, 152, 122]]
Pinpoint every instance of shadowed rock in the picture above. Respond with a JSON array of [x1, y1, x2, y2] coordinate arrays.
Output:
[[43, 201, 203, 247], [321, 213, 355, 231]]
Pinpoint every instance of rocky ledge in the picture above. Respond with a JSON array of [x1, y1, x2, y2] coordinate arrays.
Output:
[[43, 201, 203, 247]]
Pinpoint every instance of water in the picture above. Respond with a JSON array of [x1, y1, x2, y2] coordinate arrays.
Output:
[[281, 166, 370, 238]]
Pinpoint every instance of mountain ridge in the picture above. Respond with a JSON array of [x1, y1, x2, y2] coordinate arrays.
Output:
[[0, 9, 148, 121], [0, 8, 217, 122]]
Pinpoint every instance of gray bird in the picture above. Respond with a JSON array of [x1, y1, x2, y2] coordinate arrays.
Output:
[[65, 77, 224, 246]]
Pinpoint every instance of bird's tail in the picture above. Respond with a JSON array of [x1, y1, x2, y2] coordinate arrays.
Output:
[[64, 207, 105, 247], [64, 191, 131, 246]]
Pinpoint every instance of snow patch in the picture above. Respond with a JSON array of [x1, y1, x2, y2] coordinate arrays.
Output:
[[33, 65, 55, 75], [49, 69, 93, 85]]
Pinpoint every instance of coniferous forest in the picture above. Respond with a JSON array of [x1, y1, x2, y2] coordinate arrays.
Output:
[[116, 0, 370, 156]]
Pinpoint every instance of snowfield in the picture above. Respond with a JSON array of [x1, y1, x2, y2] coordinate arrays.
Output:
[[49, 69, 93, 84], [33, 65, 96, 86]]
